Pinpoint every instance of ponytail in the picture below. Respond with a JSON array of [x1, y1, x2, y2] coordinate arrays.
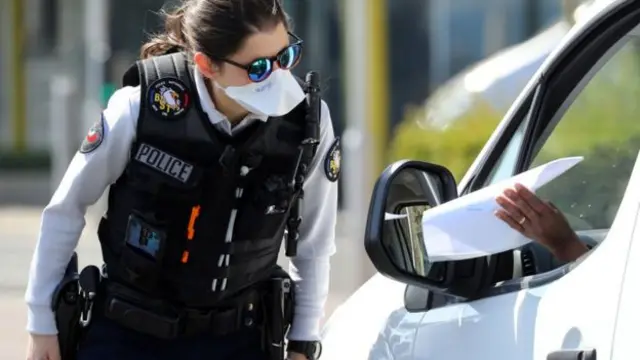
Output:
[[140, 5, 189, 59]]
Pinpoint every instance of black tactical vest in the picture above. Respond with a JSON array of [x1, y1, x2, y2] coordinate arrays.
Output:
[[97, 52, 316, 308]]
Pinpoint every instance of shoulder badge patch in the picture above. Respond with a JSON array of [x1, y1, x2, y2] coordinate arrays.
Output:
[[79, 114, 105, 154], [147, 77, 191, 119], [324, 137, 341, 182]]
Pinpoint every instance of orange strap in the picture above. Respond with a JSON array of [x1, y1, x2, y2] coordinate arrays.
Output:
[[182, 205, 201, 263]]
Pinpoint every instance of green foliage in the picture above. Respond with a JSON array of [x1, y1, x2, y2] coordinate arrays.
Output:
[[389, 97, 503, 181]]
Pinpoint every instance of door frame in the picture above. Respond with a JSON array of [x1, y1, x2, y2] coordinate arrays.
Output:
[[426, 0, 640, 305]]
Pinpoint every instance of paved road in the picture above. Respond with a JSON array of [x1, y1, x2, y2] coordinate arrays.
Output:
[[0, 205, 373, 359]]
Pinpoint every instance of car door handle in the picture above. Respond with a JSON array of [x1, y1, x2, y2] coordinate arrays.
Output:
[[547, 349, 596, 360]]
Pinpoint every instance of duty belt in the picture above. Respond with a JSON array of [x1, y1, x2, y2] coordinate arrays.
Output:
[[99, 281, 263, 339]]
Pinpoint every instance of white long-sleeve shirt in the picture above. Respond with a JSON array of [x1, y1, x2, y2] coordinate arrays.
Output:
[[24, 68, 338, 341]]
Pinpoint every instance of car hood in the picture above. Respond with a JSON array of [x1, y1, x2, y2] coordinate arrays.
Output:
[[321, 274, 407, 359]]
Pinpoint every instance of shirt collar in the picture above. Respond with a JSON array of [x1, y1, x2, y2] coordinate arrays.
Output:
[[193, 66, 269, 125]]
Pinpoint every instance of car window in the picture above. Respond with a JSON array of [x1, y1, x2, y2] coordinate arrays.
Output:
[[531, 37, 640, 232], [487, 33, 640, 233]]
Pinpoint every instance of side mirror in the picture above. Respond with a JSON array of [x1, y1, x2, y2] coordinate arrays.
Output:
[[365, 160, 463, 295]]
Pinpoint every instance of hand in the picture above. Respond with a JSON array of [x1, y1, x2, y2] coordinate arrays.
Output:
[[26, 334, 61, 360], [287, 352, 309, 360], [494, 183, 588, 262]]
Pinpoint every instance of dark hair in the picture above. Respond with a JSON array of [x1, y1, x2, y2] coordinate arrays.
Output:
[[141, 0, 289, 60]]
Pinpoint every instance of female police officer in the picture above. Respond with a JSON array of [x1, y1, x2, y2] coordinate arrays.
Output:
[[25, 0, 338, 359]]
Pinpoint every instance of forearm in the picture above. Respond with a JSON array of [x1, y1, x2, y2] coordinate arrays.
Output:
[[25, 208, 85, 334], [553, 236, 589, 262], [287, 256, 331, 341]]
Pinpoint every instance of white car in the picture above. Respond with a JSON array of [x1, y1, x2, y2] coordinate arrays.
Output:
[[321, 0, 640, 359]]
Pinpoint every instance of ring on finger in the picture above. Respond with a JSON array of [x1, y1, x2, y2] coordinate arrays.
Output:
[[519, 216, 527, 225]]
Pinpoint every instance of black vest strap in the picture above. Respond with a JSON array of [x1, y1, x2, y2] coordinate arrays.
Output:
[[136, 53, 201, 136], [139, 52, 191, 88], [122, 53, 190, 88], [284, 72, 322, 257]]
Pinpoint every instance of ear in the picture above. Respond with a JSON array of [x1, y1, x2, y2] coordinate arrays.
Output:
[[193, 52, 218, 79]]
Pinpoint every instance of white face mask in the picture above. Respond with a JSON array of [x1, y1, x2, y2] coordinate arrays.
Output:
[[215, 70, 305, 117]]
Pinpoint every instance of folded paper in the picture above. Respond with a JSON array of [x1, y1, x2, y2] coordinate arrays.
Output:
[[421, 156, 584, 262]]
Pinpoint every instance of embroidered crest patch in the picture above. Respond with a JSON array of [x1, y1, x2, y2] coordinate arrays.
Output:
[[79, 114, 105, 154], [147, 78, 191, 119], [324, 137, 341, 182]]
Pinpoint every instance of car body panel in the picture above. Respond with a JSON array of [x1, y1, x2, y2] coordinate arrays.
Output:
[[411, 165, 639, 359], [321, 274, 410, 359], [320, 1, 640, 359]]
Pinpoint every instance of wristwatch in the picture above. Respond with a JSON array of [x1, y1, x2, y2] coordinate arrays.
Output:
[[287, 340, 322, 359]]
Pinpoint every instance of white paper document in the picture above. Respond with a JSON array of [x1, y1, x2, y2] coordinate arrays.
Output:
[[421, 156, 584, 262]]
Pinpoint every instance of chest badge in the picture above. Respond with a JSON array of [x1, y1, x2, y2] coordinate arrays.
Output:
[[79, 113, 105, 154], [147, 77, 191, 119], [324, 137, 341, 182]]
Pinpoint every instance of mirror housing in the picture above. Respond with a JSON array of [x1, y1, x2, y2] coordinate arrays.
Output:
[[365, 160, 492, 299]]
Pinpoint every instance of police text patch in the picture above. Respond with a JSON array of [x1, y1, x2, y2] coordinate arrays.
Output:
[[79, 114, 105, 154], [324, 137, 341, 182], [134, 143, 194, 183]]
